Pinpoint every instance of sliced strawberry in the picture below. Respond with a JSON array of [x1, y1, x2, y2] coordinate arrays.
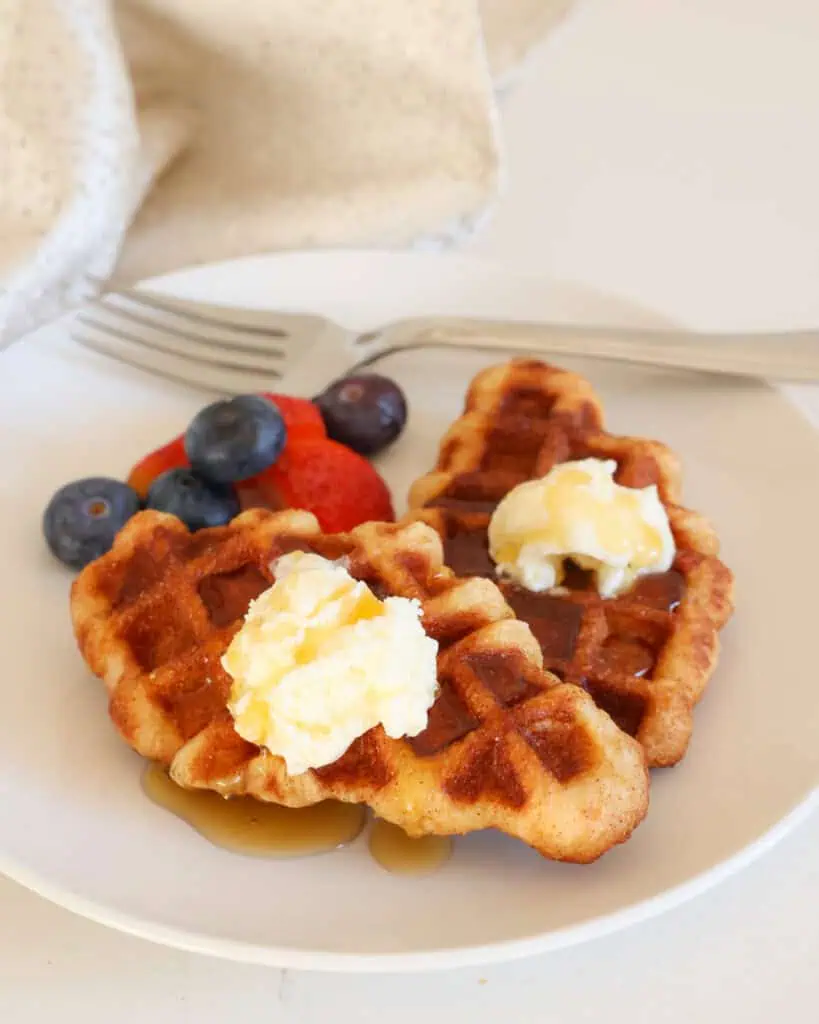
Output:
[[126, 395, 323, 500], [237, 437, 394, 533], [127, 435, 188, 499], [262, 394, 325, 443]]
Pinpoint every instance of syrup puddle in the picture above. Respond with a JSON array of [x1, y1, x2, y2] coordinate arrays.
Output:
[[143, 765, 453, 874], [142, 764, 365, 858], [368, 818, 453, 875]]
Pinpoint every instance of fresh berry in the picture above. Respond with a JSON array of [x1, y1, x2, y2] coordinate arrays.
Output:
[[261, 394, 326, 443], [146, 468, 240, 531], [127, 434, 188, 499], [185, 395, 287, 483], [126, 396, 320, 498], [43, 477, 141, 570], [314, 374, 407, 456], [237, 437, 394, 532]]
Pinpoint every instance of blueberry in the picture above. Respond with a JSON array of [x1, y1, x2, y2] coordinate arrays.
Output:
[[43, 477, 141, 570], [314, 374, 407, 456], [184, 395, 286, 484], [146, 468, 239, 531]]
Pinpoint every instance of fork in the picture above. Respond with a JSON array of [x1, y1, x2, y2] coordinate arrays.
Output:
[[71, 288, 819, 396]]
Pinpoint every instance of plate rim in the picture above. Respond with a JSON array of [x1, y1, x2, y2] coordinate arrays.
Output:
[[3, 248, 818, 972], [2, 789, 817, 973]]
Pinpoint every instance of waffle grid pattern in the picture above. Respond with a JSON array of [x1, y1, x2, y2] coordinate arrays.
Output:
[[407, 360, 734, 767], [72, 506, 648, 862]]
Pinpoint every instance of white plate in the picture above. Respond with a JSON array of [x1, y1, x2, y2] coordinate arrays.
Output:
[[1, 251, 818, 973]]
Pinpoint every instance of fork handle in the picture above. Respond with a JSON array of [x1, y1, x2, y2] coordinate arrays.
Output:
[[398, 318, 819, 381]]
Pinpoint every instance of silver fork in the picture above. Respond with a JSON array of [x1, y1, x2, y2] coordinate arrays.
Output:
[[72, 288, 819, 396]]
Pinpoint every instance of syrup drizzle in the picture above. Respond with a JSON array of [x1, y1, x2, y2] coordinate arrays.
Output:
[[142, 765, 365, 858], [368, 819, 453, 875], [143, 765, 452, 874]]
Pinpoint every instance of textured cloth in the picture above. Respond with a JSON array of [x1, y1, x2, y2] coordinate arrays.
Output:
[[0, 0, 575, 344]]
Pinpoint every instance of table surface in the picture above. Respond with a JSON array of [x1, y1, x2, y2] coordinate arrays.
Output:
[[4, 1, 818, 1019]]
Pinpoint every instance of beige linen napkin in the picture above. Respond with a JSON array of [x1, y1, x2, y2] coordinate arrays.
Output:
[[0, 0, 575, 344]]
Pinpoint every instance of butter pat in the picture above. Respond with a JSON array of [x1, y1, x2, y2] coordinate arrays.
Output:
[[223, 551, 439, 776], [488, 458, 675, 598]]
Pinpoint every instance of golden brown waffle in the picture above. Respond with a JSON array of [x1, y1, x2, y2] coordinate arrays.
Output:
[[407, 359, 734, 768], [72, 507, 648, 863]]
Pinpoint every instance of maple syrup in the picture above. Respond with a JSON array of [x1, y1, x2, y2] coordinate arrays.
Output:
[[142, 764, 366, 857], [368, 818, 452, 875], [143, 765, 453, 872]]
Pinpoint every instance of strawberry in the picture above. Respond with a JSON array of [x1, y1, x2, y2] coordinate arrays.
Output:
[[127, 435, 188, 499], [262, 394, 325, 443], [126, 395, 324, 499], [237, 437, 394, 532]]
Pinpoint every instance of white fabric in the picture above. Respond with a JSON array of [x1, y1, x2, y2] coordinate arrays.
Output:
[[0, 0, 576, 344]]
